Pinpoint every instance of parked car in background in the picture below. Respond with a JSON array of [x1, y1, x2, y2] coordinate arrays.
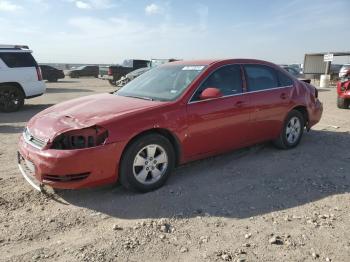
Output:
[[40, 65, 65, 82], [99, 59, 150, 86], [0, 45, 46, 112], [66, 65, 99, 78], [289, 64, 303, 74], [281, 65, 304, 78], [281, 65, 311, 83], [113, 59, 179, 88], [339, 64, 350, 78], [337, 70, 350, 109], [114, 67, 151, 88], [18, 59, 322, 192]]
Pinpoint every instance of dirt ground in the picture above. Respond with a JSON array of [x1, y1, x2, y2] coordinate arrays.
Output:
[[0, 78, 349, 262]]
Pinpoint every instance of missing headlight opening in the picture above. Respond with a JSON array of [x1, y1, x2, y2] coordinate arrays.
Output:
[[51, 126, 108, 150]]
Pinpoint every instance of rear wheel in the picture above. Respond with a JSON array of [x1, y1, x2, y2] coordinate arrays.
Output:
[[337, 97, 349, 109], [273, 110, 304, 149], [0, 85, 25, 112], [119, 134, 175, 192]]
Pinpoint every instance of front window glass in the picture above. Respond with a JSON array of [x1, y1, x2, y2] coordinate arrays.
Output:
[[191, 65, 243, 101], [116, 65, 205, 101]]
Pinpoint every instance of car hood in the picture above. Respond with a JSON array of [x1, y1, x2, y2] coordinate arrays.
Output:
[[27, 93, 166, 141]]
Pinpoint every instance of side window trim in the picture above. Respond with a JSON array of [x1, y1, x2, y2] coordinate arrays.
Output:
[[188, 63, 244, 104]]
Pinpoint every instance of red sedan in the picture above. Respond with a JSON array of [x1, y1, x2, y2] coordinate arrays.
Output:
[[18, 59, 323, 192]]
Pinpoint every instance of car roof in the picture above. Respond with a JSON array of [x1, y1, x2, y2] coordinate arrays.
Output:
[[0, 44, 32, 53], [166, 58, 278, 67]]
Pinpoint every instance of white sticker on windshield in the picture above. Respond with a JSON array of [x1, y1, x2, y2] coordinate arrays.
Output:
[[182, 66, 205, 71]]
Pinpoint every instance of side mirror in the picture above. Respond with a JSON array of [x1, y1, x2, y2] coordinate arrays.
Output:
[[199, 87, 222, 100]]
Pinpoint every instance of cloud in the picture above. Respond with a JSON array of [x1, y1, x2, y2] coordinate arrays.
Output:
[[0, 0, 22, 11], [71, 0, 115, 9], [145, 3, 162, 15], [76, 1, 91, 9]]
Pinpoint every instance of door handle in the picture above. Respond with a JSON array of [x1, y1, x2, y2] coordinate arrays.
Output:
[[235, 101, 245, 107], [280, 93, 287, 99]]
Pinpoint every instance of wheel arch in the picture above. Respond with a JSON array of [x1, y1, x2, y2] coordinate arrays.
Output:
[[121, 128, 182, 167], [291, 105, 309, 127], [0, 82, 26, 96]]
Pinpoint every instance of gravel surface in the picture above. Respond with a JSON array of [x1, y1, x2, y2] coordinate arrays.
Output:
[[0, 78, 349, 262]]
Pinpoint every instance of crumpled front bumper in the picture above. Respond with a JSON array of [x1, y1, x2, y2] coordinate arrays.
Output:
[[18, 135, 125, 190]]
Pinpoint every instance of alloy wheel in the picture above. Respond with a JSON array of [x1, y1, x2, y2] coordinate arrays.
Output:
[[286, 116, 301, 144], [133, 144, 168, 185]]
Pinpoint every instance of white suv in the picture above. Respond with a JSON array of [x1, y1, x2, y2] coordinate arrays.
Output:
[[0, 45, 46, 112]]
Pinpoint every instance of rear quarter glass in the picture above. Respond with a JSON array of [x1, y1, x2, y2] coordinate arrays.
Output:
[[0, 52, 38, 68]]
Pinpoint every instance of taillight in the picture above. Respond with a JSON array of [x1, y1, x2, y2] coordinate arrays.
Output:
[[36, 66, 43, 81], [108, 67, 113, 76]]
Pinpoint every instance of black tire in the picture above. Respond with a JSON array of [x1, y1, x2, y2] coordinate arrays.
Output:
[[0, 85, 25, 112], [108, 80, 117, 86], [119, 134, 175, 192], [337, 97, 349, 109], [47, 77, 58, 83], [70, 74, 79, 79], [273, 110, 305, 149]]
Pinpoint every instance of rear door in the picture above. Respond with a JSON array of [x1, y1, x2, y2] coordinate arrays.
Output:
[[185, 64, 251, 157], [243, 64, 293, 143]]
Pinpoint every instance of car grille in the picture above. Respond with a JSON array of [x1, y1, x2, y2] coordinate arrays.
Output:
[[23, 128, 47, 149], [43, 173, 90, 182]]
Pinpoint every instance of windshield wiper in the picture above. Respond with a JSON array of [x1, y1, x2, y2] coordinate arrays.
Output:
[[122, 95, 154, 101]]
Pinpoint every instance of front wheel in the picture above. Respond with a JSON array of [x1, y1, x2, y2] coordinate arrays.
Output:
[[273, 110, 304, 149], [119, 134, 175, 192], [0, 85, 25, 112], [337, 97, 349, 109]]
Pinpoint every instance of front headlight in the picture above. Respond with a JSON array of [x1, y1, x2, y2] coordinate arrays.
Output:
[[51, 125, 108, 150]]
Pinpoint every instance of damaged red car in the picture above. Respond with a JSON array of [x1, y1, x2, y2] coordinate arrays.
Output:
[[18, 59, 323, 192]]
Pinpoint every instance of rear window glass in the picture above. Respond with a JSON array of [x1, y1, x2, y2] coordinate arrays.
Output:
[[0, 52, 37, 68], [244, 65, 278, 91]]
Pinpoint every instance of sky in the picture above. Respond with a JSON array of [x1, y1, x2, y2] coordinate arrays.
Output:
[[0, 0, 349, 64]]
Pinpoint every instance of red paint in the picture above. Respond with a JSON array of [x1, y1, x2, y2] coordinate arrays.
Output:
[[18, 59, 323, 189]]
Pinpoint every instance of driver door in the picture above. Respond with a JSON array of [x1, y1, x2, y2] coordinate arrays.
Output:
[[184, 64, 251, 158]]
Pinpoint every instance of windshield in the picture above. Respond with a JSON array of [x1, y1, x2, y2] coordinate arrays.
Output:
[[116, 65, 206, 101], [75, 66, 86, 70]]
